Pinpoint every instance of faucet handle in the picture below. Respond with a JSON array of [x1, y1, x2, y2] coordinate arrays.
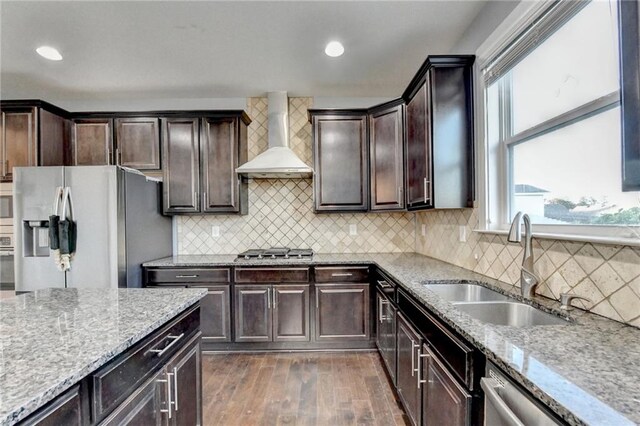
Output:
[[560, 293, 591, 311]]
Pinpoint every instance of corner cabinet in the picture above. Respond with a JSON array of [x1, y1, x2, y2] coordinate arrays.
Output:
[[115, 117, 161, 170], [403, 55, 475, 210], [309, 110, 369, 212], [162, 113, 249, 215]]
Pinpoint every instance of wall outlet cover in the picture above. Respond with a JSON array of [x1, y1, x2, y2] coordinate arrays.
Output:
[[349, 224, 358, 236], [211, 225, 220, 238], [421, 224, 427, 236], [459, 226, 467, 242]]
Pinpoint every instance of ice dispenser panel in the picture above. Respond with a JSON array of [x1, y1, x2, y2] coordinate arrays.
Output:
[[23, 220, 50, 257]]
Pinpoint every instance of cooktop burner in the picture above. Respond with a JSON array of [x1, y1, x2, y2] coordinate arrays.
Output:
[[236, 247, 313, 260]]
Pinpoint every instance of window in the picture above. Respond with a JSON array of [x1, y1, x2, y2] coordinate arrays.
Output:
[[482, 0, 638, 239]]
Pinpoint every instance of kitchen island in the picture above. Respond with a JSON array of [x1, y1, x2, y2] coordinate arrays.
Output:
[[0, 287, 206, 425]]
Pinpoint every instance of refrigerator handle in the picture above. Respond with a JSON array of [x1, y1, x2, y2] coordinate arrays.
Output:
[[61, 187, 75, 221], [52, 187, 64, 216]]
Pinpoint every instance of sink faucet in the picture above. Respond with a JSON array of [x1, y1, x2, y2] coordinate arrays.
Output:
[[507, 212, 540, 299]]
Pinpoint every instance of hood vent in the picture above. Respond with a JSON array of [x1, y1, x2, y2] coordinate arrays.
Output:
[[236, 91, 313, 178]]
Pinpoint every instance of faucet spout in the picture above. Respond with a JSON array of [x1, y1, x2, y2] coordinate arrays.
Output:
[[509, 212, 540, 298]]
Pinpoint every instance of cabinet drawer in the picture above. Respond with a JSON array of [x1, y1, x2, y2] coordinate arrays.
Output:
[[315, 266, 369, 283], [398, 290, 477, 390], [91, 305, 200, 422], [234, 267, 310, 283], [20, 385, 83, 426], [146, 268, 231, 284]]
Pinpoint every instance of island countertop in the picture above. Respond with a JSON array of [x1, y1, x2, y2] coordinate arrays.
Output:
[[0, 287, 207, 425], [145, 253, 640, 426]]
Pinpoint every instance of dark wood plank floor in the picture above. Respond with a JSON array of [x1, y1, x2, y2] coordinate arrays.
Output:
[[202, 351, 409, 425]]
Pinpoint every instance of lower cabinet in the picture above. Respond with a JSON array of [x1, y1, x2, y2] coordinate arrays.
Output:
[[421, 344, 471, 426], [234, 284, 310, 343], [194, 285, 231, 342], [20, 385, 84, 426], [99, 370, 164, 426], [396, 313, 423, 426], [376, 290, 397, 384], [315, 283, 370, 341]]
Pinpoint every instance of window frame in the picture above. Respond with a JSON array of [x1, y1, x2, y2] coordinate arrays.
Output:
[[475, 0, 640, 245]]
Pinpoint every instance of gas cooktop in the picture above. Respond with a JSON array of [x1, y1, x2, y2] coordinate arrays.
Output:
[[236, 247, 313, 260]]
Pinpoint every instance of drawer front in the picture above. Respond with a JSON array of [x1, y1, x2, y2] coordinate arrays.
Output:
[[234, 267, 310, 283], [398, 290, 476, 390], [20, 385, 83, 426], [91, 305, 200, 422], [315, 266, 369, 283], [146, 268, 231, 284]]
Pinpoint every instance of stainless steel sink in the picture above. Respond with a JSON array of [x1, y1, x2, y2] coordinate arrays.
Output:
[[453, 301, 569, 327], [424, 283, 510, 303]]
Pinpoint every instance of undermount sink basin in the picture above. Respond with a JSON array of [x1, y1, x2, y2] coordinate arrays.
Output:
[[453, 301, 569, 327], [424, 283, 510, 303]]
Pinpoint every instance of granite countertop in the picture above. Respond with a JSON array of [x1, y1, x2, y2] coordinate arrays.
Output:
[[145, 253, 640, 426], [0, 287, 207, 425]]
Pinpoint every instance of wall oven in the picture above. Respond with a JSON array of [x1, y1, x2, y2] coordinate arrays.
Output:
[[0, 182, 13, 226]]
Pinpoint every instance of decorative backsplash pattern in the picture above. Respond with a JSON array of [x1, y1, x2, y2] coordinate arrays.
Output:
[[415, 209, 640, 327], [176, 97, 415, 255]]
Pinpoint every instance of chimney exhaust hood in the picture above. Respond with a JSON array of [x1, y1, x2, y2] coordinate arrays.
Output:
[[236, 91, 313, 178]]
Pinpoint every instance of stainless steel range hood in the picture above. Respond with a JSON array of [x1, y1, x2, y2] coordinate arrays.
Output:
[[236, 91, 313, 178]]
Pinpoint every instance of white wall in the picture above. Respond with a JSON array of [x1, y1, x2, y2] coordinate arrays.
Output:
[[452, 0, 521, 53]]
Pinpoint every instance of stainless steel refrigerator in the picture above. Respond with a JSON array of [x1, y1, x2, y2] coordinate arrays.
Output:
[[14, 166, 172, 291]]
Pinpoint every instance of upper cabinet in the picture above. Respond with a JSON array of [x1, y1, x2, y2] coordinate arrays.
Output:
[[115, 117, 161, 170], [72, 118, 113, 166], [403, 55, 475, 210], [619, 0, 640, 191], [310, 111, 369, 212], [0, 101, 69, 181], [162, 113, 249, 215], [369, 100, 405, 211]]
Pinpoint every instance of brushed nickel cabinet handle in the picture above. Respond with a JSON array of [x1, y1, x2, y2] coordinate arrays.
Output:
[[172, 367, 179, 411], [331, 273, 353, 277], [377, 280, 392, 288], [159, 371, 174, 418], [149, 333, 184, 357], [410, 338, 416, 377], [418, 349, 430, 389], [175, 274, 198, 279], [267, 288, 271, 309]]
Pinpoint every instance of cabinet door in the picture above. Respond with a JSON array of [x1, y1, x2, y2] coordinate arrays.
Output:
[[39, 109, 68, 167], [370, 104, 405, 210], [315, 283, 370, 341], [273, 284, 310, 342], [72, 119, 113, 166], [193, 285, 231, 343], [21, 385, 83, 426], [169, 334, 202, 426], [161, 118, 200, 214], [312, 114, 368, 212], [234, 285, 273, 342], [405, 81, 432, 210], [200, 117, 240, 213], [421, 345, 471, 426], [1, 108, 37, 180], [377, 291, 396, 384], [115, 117, 161, 170], [396, 313, 422, 426], [100, 370, 164, 426]]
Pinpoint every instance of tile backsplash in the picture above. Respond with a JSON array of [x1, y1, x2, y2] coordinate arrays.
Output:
[[176, 97, 415, 255], [415, 209, 640, 327]]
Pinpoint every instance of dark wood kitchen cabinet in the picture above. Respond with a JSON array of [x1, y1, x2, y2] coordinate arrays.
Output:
[[72, 118, 113, 166], [396, 312, 423, 426], [421, 344, 471, 426], [376, 290, 397, 384], [193, 285, 231, 343], [0, 101, 68, 181], [99, 370, 163, 426], [315, 283, 370, 341], [115, 117, 161, 170], [403, 56, 474, 210], [162, 117, 200, 213], [168, 333, 202, 426], [369, 100, 405, 211], [162, 114, 249, 215], [234, 284, 310, 343], [20, 385, 84, 426], [309, 110, 368, 212]]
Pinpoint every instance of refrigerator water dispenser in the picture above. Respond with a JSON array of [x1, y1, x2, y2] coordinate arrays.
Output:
[[23, 220, 50, 257]]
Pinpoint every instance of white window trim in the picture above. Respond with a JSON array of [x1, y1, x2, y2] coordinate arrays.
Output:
[[472, 0, 640, 246]]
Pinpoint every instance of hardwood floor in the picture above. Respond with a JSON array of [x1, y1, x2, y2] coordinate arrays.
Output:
[[202, 351, 409, 425]]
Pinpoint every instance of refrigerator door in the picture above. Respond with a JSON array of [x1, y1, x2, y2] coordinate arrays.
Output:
[[64, 166, 120, 289], [14, 166, 66, 291]]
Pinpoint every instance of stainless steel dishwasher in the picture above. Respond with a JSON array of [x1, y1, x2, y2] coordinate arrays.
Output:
[[481, 362, 564, 426]]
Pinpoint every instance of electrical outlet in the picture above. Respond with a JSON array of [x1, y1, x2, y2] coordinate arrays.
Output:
[[349, 224, 358, 236], [421, 224, 427, 236], [211, 225, 220, 238], [459, 226, 467, 242]]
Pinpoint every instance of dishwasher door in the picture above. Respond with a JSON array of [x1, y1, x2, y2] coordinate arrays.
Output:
[[481, 362, 564, 426]]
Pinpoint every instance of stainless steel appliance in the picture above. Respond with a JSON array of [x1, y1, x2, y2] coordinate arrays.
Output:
[[236, 247, 313, 260], [0, 182, 13, 226], [0, 227, 14, 290], [481, 362, 563, 425], [14, 166, 172, 291]]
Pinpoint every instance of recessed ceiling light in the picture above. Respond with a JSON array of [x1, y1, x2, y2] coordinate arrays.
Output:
[[325, 41, 344, 58], [36, 46, 63, 61]]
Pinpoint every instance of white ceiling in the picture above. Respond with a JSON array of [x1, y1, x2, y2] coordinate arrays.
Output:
[[0, 1, 489, 102]]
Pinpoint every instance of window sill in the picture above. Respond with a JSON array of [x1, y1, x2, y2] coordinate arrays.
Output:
[[473, 229, 640, 247]]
